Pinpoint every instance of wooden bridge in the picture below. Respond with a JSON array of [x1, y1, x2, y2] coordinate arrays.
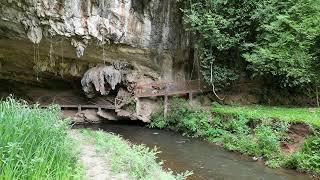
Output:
[[39, 104, 115, 112], [37, 95, 115, 112], [37, 80, 211, 118], [134, 80, 211, 117], [135, 80, 211, 98]]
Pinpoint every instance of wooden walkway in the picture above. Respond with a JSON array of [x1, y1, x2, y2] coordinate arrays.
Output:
[[134, 80, 211, 117], [135, 80, 211, 98], [38, 80, 211, 119], [40, 104, 115, 112]]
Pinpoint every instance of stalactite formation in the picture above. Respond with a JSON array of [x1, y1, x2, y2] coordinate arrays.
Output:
[[81, 65, 122, 98]]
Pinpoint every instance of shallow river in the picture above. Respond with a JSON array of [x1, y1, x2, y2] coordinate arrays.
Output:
[[78, 122, 311, 180]]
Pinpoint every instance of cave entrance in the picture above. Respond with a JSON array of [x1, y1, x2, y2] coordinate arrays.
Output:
[[0, 78, 84, 103]]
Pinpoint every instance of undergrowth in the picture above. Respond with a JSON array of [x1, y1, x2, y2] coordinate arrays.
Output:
[[0, 97, 81, 179], [81, 129, 192, 180], [150, 98, 320, 175], [286, 135, 320, 175]]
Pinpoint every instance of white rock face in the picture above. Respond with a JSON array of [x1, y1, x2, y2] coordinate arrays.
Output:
[[0, 0, 191, 87], [0, 0, 186, 57]]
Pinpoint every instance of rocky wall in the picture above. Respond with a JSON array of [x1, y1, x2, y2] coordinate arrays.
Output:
[[0, 0, 194, 122], [0, 0, 192, 84]]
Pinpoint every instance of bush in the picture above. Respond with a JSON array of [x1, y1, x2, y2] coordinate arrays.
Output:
[[287, 136, 320, 175], [150, 98, 211, 138], [0, 98, 80, 179], [255, 125, 281, 158], [219, 117, 282, 159]]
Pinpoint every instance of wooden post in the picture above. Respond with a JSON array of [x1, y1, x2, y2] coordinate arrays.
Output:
[[189, 92, 193, 105], [317, 86, 319, 107], [164, 95, 168, 118], [135, 97, 140, 116], [78, 105, 82, 112], [164, 83, 169, 118]]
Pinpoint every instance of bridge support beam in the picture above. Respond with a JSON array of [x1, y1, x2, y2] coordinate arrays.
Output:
[[164, 95, 168, 118], [135, 97, 140, 116], [189, 92, 193, 105]]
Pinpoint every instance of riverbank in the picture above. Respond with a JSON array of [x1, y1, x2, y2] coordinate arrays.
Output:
[[150, 98, 320, 177], [0, 98, 188, 180], [77, 129, 192, 180]]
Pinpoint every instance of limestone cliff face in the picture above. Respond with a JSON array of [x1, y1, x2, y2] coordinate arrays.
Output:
[[0, 0, 191, 85]]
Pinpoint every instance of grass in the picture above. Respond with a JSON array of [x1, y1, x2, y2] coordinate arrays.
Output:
[[0, 98, 81, 179], [81, 129, 192, 180], [212, 105, 320, 127]]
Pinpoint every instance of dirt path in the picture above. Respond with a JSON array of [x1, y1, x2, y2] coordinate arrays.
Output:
[[69, 130, 130, 180]]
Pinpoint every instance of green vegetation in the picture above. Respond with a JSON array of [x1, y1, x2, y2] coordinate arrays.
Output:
[[212, 105, 320, 127], [287, 136, 320, 175], [0, 98, 81, 179], [179, 0, 320, 95], [81, 130, 192, 180], [150, 98, 320, 175]]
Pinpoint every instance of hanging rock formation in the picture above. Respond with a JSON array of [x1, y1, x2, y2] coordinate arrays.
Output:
[[81, 64, 122, 98]]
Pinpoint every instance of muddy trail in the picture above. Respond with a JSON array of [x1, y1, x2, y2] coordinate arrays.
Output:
[[70, 130, 130, 180]]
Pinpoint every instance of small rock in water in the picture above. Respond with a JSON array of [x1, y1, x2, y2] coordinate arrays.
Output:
[[153, 132, 159, 135], [252, 156, 263, 161]]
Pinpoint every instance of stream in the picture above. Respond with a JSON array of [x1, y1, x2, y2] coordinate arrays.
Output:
[[78, 122, 311, 180]]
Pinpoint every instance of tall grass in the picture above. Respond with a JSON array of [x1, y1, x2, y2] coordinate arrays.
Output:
[[0, 98, 80, 179]]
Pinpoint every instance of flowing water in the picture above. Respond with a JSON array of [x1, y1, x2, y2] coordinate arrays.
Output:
[[77, 122, 311, 180]]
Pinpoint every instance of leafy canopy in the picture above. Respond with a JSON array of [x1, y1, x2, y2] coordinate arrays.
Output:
[[180, 0, 320, 88]]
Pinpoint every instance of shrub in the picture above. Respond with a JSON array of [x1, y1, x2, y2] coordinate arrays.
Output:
[[255, 125, 281, 158], [287, 136, 320, 175], [150, 98, 211, 138]]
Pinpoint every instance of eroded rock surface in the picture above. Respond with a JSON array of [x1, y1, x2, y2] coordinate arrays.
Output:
[[0, 0, 193, 123], [0, 0, 191, 84], [0, 0, 188, 53]]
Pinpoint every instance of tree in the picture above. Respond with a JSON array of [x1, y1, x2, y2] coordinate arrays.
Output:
[[179, 0, 260, 88], [244, 0, 320, 87], [180, 0, 320, 104]]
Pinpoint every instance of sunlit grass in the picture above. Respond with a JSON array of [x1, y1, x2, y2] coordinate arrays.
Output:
[[212, 105, 320, 127], [0, 98, 81, 179]]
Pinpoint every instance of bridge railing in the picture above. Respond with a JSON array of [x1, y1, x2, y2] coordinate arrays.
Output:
[[135, 80, 211, 97]]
